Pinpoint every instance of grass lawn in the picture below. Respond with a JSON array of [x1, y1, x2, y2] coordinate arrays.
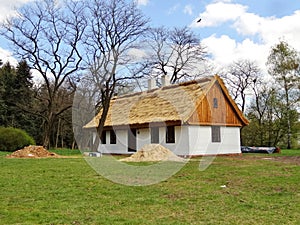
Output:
[[0, 149, 299, 224]]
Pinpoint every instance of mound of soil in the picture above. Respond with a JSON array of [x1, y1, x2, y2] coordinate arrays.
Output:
[[6, 145, 59, 158], [120, 144, 186, 162]]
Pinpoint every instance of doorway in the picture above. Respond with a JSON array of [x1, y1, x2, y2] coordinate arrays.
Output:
[[128, 128, 137, 152]]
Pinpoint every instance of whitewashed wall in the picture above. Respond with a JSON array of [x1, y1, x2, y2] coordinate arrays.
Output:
[[94, 125, 241, 155], [188, 126, 241, 155], [136, 126, 189, 155], [161, 126, 189, 156], [97, 129, 128, 154], [136, 128, 151, 150]]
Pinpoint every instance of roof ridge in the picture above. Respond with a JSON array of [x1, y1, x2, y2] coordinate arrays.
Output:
[[113, 76, 215, 100]]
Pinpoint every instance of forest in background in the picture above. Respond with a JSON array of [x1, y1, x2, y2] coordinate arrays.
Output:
[[0, 0, 299, 150]]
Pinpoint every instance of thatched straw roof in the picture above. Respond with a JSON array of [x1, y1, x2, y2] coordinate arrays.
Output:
[[84, 75, 248, 129]]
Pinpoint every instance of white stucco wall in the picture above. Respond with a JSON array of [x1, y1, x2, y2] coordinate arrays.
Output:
[[161, 126, 189, 156], [188, 126, 241, 155], [136, 128, 151, 150], [97, 129, 128, 154], [218, 127, 241, 154], [136, 126, 189, 156], [94, 125, 241, 155]]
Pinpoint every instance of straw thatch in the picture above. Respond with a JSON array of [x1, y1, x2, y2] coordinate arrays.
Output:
[[84, 75, 248, 128]]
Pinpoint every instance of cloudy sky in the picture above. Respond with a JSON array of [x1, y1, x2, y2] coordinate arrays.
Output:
[[137, 0, 300, 73], [1, 0, 300, 75]]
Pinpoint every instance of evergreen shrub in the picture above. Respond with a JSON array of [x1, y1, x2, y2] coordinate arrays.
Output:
[[0, 127, 35, 152]]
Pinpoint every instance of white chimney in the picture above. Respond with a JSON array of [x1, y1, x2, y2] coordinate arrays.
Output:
[[148, 78, 156, 90], [161, 75, 171, 87]]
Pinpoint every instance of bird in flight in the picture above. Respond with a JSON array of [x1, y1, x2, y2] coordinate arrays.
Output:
[[197, 18, 202, 23]]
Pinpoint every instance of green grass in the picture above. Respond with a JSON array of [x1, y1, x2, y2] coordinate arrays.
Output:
[[242, 149, 300, 157], [50, 148, 81, 156], [279, 149, 300, 156], [0, 150, 299, 224]]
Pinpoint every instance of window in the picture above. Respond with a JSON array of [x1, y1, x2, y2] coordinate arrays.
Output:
[[211, 126, 221, 142], [110, 130, 116, 144], [151, 127, 159, 143], [166, 126, 175, 143], [213, 98, 218, 108], [100, 131, 106, 144]]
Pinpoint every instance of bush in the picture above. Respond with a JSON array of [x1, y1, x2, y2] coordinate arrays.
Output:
[[0, 127, 35, 152]]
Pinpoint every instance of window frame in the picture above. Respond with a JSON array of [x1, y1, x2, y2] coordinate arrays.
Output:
[[100, 131, 106, 144], [110, 130, 117, 144], [213, 97, 218, 108], [151, 127, 159, 143], [166, 126, 175, 143], [211, 126, 221, 143]]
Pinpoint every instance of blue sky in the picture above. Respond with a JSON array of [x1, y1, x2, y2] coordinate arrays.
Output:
[[0, 0, 300, 75], [136, 0, 300, 72]]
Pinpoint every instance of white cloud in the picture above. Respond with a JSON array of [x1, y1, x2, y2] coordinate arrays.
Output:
[[127, 48, 147, 60], [184, 5, 193, 15], [234, 10, 300, 50], [0, 0, 33, 22], [0, 47, 17, 66], [202, 34, 270, 73], [191, 2, 247, 27], [135, 0, 149, 6], [192, 1, 300, 73], [0, 0, 33, 66], [168, 3, 180, 15], [194, 1, 300, 51], [213, 0, 232, 2], [202, 35, 237, 65]]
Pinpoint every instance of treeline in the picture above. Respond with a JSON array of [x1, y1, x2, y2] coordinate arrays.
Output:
[[0, 0, 299, 150], [221, 41, 300, 149], [0, 60, 75, 149]]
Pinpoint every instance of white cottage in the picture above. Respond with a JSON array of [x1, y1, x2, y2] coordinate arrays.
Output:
[[84, 75, 249, 156]]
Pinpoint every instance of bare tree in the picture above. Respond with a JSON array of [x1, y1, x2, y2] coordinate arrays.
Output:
[[146, 26, 206, 83], [221, 60, 262, 113], [1, 0, 86, 148], [83, 0, 149, 150]]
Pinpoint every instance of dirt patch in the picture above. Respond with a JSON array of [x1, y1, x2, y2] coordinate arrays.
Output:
[[230, 155, 300, 166], [269, 156, 300, 165], [119, 144, 186, 162], [6, 145, 60, 158]]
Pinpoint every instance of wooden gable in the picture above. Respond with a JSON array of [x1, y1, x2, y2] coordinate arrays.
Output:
[[187, 79, 248, 127]]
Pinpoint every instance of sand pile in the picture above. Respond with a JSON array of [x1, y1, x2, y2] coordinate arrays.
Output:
[[120, 144, 186, 162], [6, 145, 59, 158]]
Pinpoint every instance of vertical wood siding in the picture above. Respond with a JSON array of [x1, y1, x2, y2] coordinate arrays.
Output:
[[188, 83, 243, 126]]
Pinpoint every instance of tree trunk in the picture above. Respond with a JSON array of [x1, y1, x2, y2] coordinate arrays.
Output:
[[43, 112, 56, 149], [72, 140, 76, 150], [240, 126, 244, 146], [91, 105, 109, 152], [287, 118, 291, 149], [55, 117, 61, 149], [284, 79, 291, 149]]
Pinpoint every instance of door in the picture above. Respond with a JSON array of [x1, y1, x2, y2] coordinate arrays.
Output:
[[128, 128, 137, 152]]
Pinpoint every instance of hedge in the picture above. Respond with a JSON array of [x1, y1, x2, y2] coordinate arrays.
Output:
[[0, 127, 35, 152]]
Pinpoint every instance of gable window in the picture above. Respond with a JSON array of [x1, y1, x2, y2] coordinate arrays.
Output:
[[151, 127, 159, 143], [100, 131, 106, 144], [166, 126, 175, 143], [211, 126, 221, 143], [110, 130, 116, 144], [213, 98, 218, 108]]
